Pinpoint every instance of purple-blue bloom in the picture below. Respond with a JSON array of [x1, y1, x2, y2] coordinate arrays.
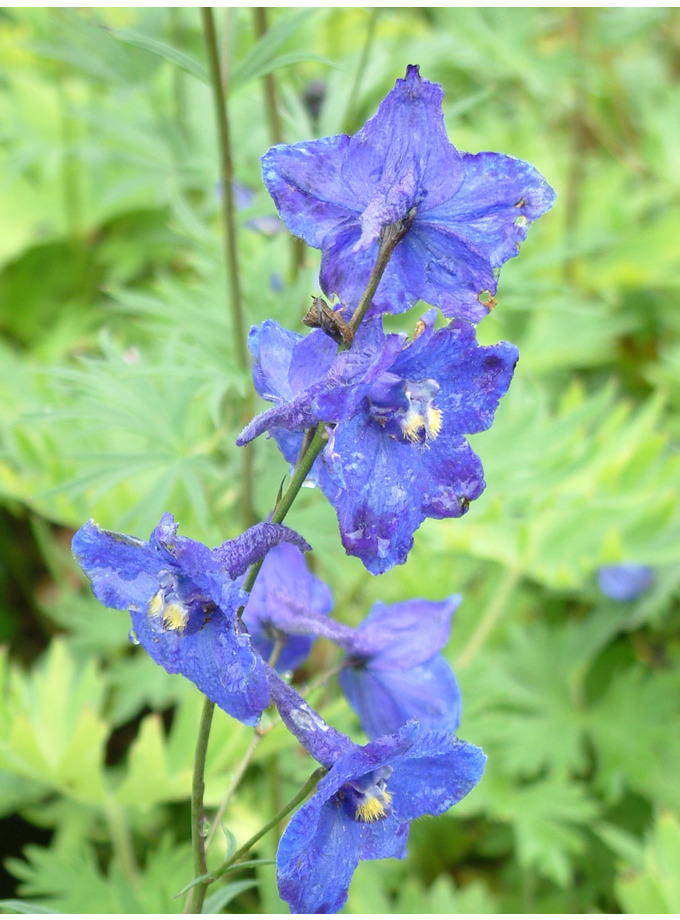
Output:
[[262, 64, 555, 324], [339, 596, 462, 738], [269, 670, 485, 914], [597, 564, 654, 602], [72, 513, 310, 726], [239, 310, 518, 574], [238, 320, 337, 447], [242, 541, 334, 674]]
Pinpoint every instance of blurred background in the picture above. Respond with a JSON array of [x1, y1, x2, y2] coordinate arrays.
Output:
[[1, 7, 679, 913]]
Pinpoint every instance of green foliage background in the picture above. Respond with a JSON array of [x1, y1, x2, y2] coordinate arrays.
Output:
[[1, 6, 679, 913]]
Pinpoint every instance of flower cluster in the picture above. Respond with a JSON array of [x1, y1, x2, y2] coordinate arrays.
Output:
[[239, 64, 553, 574], [73, 513, 480, 912], [73, 65, 554, 914]]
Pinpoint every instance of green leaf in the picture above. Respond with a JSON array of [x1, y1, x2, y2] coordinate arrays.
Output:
[[232, 51, 336, 91], [6, 833, 192, 913], [108, 27, 209, 83], [464, 771, 598, 887], [202, 879, 260, 913], [585, 665, 680, 809], [0, 642, 109, 804], [0, 901, 62, 914], [229, 9, 323, 91], [615, 812, 680, 913], [114, 712, 190, 806], [464, 609, 624, 780]]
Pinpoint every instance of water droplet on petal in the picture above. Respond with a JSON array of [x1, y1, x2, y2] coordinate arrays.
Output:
[[128, 629, 140, 645]]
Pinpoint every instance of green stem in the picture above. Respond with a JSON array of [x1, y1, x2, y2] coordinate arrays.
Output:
[[184, 766, 328, 893], [242, 423, 327, 595], [205, 730, 261, 853], [455, 567, 520, 670], [348, 212, 415, 338], [201, 6, 256, 527], [201, 7, 247, 369], [105, 799, 138, 887], [205, 638, 284, 852], [252, 7, 305, 280], [184, 698, 216, 913], [253, 8, 284, 144], [342, 8, 379, 132]]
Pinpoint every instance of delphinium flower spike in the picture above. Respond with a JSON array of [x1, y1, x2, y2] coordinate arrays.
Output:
[[268, 668, 485, 914], [262, 64, 555, 324], [72, 513, 310, 725]]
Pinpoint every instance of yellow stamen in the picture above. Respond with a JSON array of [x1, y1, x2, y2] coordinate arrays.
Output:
[[162, 602, 190, 632], [402, 412, 425, 443], [147, 591, 164, 619], [355, 790, 392, 823], [427, 407, 443, 439]]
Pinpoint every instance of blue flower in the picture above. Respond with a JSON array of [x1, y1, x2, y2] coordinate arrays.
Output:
[[242, 542, 334, 674], [72, 513, 310, 726], [239, 311, 518, 574], [262, 64, 555, 324], [339, 596, 462, 738], [268, 671, 485, 914], [597, 564, 654, 602], [238, 319, 337, 447]]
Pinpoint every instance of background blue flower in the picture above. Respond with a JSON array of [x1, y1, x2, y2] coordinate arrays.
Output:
[[597, 564, 654, 602]]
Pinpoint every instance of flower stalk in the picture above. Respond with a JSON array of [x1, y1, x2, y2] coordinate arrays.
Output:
[[179, 766, 328, 896], [184, 698, 216, 913]]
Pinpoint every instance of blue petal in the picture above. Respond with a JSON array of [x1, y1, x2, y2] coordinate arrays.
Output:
[[418, 432, 485, 518], [277, 796, 364, 914], [130, 594, 270, 725], [239, 323, 337, 446], [237, 391, 322, 445], [393, 320, 519, 435], [326, 415, 426, 574], [315, 322, 406, 423], [268, 668, 355, 767], [348, 597, 460, 665], [262, 133, 357, 249], [72, 519, 162, 612], [250, 629, 313, 675], [340, 64, 463, 247], [248, 320, 300, 403], [243, 542, 336, 672], [597, 564, 654, 602], [340, 655, 462, 738], [288, 326, 338, 394], [387, 731, 486, 821], [214, 522, 311, 579], [359, 815, 409, 861], [423, 151, 557, 267], [400, 220, 498, 322]]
